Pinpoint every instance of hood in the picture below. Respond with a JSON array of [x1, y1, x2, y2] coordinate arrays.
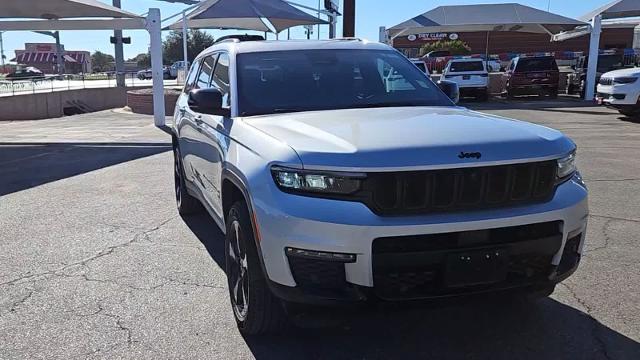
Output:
[[243, 107, 574, 170], [601, 67, 640, 78]]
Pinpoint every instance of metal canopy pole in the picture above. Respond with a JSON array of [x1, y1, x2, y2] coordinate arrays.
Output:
[[182, 10, 189, 70], [485, 31, 490, 62], [147, 9, 166, 126], [113, 0, 125, 87], [585, 15, 602, 101]]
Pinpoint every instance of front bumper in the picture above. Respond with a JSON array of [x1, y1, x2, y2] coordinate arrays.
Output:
[[596, 84, 640, 106], [252, 173, 588, 304]]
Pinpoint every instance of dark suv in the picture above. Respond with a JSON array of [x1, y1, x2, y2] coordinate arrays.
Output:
[[567, 53, 624, 97], [502, 56, 559, 98]]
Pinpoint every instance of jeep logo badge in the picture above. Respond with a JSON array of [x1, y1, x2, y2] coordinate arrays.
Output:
[[458, 151, 482, 159]]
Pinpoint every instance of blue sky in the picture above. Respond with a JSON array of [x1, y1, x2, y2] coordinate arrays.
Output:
[[1, 0, 609, 60]]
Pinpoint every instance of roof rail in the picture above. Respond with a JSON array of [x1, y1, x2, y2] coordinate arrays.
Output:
[[214, 34, 265, 44]]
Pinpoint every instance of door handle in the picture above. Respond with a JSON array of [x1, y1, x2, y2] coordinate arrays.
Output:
[[194, 115, 203, 125]]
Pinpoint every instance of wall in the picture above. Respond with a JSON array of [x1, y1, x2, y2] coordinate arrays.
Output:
[[394, 28, 636, 57], [0, 86, 148, 121]]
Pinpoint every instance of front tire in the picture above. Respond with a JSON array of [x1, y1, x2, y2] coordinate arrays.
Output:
[[173, 146, 202, 215], [225, 201, 287, 334]]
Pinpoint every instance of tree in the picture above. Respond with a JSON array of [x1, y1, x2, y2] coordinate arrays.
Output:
[[128, 53, 151, 68], [91, 51, 115, 72], [163, 30, 215, 64], [420, 40, 471, 56]]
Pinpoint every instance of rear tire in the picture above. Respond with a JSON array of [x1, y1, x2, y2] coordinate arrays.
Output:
[[226, 201, 287, 335], [173, 146, 202, 215]]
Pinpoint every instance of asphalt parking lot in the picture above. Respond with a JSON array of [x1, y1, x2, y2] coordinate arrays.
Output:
[[1, 100, 639, 359]]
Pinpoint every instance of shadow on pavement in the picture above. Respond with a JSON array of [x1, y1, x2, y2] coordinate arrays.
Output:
[[464, 96, 604, 113], [0, 142, 171, 196], [182, 212, 640, 360]]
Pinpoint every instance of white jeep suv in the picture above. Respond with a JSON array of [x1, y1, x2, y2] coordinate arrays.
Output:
[[172, 38, 588, 334], [443, 58, 490, 100], [596, 67, 640, 117]]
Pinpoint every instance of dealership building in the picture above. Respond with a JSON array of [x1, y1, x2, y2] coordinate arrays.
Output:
[[13, 43, 91, 74]]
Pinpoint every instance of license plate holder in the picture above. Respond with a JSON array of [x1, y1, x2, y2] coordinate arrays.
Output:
[[462, 75, 471, 80], [445, 249, 508, 288]]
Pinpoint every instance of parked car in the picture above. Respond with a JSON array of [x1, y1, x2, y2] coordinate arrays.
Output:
[[486, 59, 502, 72], [172, 39, 587, 335], [137, 67, 170, 80], [567, 53, 624, 97], [169, 61, 190, 78], [502, 55, 560, 98], [443, 58, 489, 100], [596, 67, 640, 117], [5, 66, 45, 80], [409, 58, 427, 73]]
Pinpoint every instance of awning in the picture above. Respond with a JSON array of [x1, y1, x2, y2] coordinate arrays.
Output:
[[15, 52, 86, 64], [581, 0, 640, 21], [166, 0, 327, 33], [1, 0, 141, 19]]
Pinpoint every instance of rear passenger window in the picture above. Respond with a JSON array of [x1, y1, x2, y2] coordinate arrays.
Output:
[[196, 56, 216, 89], [184, 60, 202, 93], [212, 53, 230, 107]]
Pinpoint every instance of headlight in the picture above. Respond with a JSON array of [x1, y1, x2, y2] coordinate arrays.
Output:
[[557, 151, 577, 181], [613, 77, 638, 84], [271, 166, 363, 195]]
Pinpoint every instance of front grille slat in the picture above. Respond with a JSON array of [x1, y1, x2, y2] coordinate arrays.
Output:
[[366, 161, 556, 216]]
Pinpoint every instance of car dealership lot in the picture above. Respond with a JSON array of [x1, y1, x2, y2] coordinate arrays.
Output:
[[1, 102, 639, 359]]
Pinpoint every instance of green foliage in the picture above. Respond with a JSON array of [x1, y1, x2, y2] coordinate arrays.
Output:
[[128, 53, 151, 68], [419, 40, 471, 56], [91, 51, 115, 72], [163, 30, 215, 64]]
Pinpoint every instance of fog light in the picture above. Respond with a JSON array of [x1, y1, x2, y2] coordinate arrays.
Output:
[[285, 247, 356, 263]]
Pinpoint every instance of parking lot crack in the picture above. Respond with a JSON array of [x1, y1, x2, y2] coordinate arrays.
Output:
[[558, 282, 611, 360], [0, 216, 179, 288], [584, 218, 613, 254]]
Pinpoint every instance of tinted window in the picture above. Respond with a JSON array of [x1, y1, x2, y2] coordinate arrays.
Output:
[[237, 49, 452, 117], [515, 57, 558, 72], [212, 53, 230, 107], [196, 55, 216, 89], [184, 60, 202, 93], [449, 61, 484, 72]]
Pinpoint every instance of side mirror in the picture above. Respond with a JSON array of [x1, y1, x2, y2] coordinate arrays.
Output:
[[188, 88, 229, 116], [438, 80, 459, 104]]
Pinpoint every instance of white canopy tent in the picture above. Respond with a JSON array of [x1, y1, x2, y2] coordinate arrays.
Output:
[[162, 0, 329, 78], [0, 0, 167, 126], [553, 0, 640, 101]]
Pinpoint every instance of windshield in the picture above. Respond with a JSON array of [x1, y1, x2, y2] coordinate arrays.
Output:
[[515, 57, 558, 72], [596, 55, 623, 72], [449, 61, 484, 72], [236, 49, 452, 116]]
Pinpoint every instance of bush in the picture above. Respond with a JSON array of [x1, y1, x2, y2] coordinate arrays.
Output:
[[420, 40, 471, 56]]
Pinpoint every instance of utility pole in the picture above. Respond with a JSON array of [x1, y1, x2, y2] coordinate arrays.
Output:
[[113, 0, 125, 87], [343, 0, 355, 37], [54, 32, 64, 76], [0, 31, 5, 70]]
